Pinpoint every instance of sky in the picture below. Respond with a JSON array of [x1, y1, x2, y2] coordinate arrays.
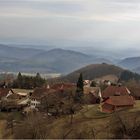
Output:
[[0, 0, 140, 51]]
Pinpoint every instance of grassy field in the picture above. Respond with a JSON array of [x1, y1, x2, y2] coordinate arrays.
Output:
[[0, 100, 140, 139], [0, 111, 24, 139], [47, 100, 140, 139]]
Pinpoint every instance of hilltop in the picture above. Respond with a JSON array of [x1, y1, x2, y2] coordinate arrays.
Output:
[[49, 63, 123, 83], [49, 63, 140, 83]]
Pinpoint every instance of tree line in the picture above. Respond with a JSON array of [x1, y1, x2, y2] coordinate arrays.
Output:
[[119, 70, 140, 82], [12, 72, 46, 89]]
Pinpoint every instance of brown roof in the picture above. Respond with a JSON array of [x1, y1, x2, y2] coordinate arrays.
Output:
[[102, 86, 130, 98], [51, 83, 76, 90], [31, 88, 58, 99], [105, 95, 134, 106]]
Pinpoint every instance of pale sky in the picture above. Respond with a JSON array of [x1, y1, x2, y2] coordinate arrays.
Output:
[[0, 0, 140, 50]]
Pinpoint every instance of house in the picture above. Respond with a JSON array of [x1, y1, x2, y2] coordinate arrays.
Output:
[[84, 87, 101, 104], [0, 88, 27, 111], [101, 85, 131, 99], [18, 98, 30, 106], [101, 95, 135, 113], [30, 87, 57, 108], [0, 88, 16, 100], [103, 80, 111, 86], [83, 80, 91, 86], [30, 88, 48, 108], [84, 87, 101, 97]]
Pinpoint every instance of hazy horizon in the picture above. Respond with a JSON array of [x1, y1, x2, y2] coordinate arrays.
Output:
[[0, 0, 140, 54]]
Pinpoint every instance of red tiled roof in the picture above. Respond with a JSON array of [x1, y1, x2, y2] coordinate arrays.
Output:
[[102, 86, 130, 98], [105, 95, 134, 106], [51, 83, 76, 90]]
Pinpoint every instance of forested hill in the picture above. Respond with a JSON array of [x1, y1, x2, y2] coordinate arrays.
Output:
[[48, 63, 140, 83]]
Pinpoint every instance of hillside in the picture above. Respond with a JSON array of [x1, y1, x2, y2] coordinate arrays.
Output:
[[118, 57, 140, 72], [133, 67, 140, 74], [3, 101, 140, 139], [52, 63, 124, 83], [46, 101, 140, 139]]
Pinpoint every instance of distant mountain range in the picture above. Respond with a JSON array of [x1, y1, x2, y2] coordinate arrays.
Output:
[[1, 43, 140, 74], [118, 57, 140, 74], [0, 44, 112, 74]]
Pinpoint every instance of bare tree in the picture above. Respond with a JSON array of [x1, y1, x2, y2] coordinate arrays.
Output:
[[14, 112, 51, 139], [109, 111, 140, 139]]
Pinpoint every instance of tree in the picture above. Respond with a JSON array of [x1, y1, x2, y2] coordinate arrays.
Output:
[[36, 73, 41, 79], [41, 93, 60, 116], [109, 111, 140, 139], [12, 73, 46, 89], [63, 92, 82, 124], [17, 72, 22, 81], [17, 72, 23, 88], [35, 73, 45, 88], [75, 73, 84, 102], [77, 73, 84, 92], [14, 113, 51, 139]]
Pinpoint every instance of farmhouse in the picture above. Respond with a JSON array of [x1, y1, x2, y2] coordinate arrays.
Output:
[[101, 95, 135, 113], [0, 88, 18, 100], [0, 88, 27, 111], [30, 88, 57, 108], [101, 85, 131, 99], [30, 88, 48, 108], [0, 88, 12, 100]]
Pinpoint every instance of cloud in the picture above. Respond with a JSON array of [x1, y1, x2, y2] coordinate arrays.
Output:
[[1, 0, 140, 22], [0, 0, 140, 50]]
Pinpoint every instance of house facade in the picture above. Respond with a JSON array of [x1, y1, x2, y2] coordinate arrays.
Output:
[[84, 87, 101, 104]]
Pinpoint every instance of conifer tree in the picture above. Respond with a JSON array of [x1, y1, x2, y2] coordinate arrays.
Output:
[[75, 73, 84, 102], [17, 72, 23, 88], [76, 73, 84, 92]]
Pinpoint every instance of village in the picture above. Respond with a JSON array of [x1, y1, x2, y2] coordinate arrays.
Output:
[[0, 75, 138, 115], [0, 72, 140, 139]]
